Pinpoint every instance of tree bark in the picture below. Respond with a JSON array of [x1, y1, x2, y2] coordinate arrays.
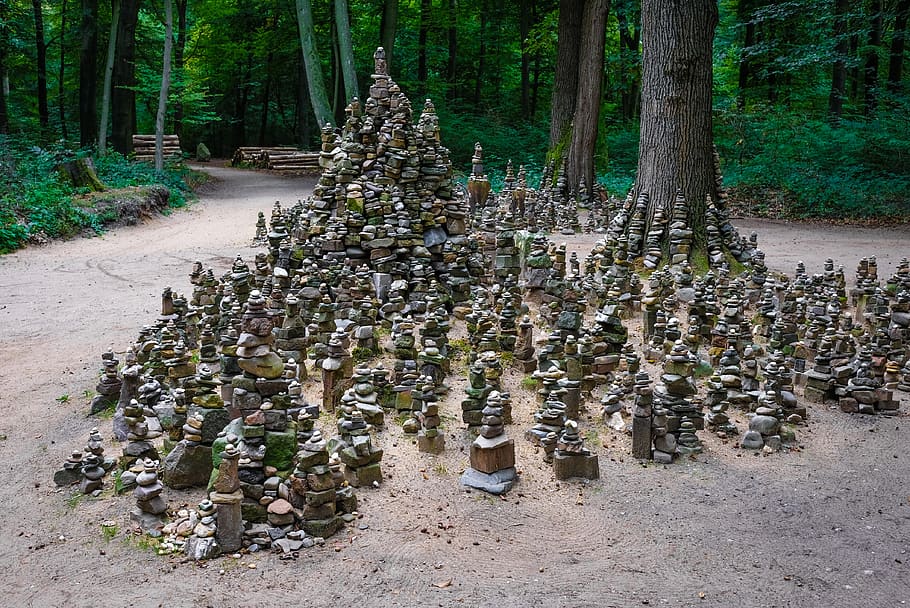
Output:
[[79, 0, 99, 147], [335, 0, 358, 103], [58, 0, 69, 142], [888, 0, 910, 93], [111, 0, 139, 155], [380, 0, 397, 76], [548, 0, 583, 149], [864, 0, 882, 115], [296, 0, 333, 127], [565, 0, 608, 194], [98, 0, 119, 153], [155, 0, 173, 173], [33, 0, 50, 131], [173, 0, 187, 137], [633, 0, 718, 254], [829, 0, 850, 121]]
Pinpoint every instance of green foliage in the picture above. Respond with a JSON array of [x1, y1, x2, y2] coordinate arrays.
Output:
[[0, 138, 196, 253], [716, 105, 910, 218]]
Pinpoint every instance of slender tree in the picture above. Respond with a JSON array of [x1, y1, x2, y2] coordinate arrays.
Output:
[[334, 0, 358, 103], [631, 0, 719, 253], [446, 0, 456, 100], [829, 0, 850, 121], [737, 0, 756, 109], [172, 0, 187, 137], [296, 0, 332, 126], [519, 0, 531, 118], [32, 0, 49, 131], [58, 0, 68, 142], [417, 0, 431, 91], [79, 0, 98, 146], [0, 0, 8, 134], [864, 0, 883, 115], [111, 0, 139, 155], [565, 0, 608, 192], [98, 0, 119, 153], [155, 0, 173, 172], [888, 0, 910, 93]]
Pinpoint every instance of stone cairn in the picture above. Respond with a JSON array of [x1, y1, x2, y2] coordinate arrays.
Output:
[[552, 420, 600, 481], [461, 391, 517, 494]]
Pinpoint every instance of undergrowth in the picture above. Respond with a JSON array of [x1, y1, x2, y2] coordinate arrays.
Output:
[[0, 136, 201, 253]]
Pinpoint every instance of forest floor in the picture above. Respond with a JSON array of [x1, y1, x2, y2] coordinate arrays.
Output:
[[1, 164, 910, 608]]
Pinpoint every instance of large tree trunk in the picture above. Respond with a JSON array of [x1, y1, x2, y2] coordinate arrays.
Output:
[[565, 0, 608, 194], [111, 0, 139, 155], [79, 0, 99, 147], [632, 0, 718, 255], [548, 0, 583, 149], [296, 0, 333, 127], [33, 0, 50, 131], [888, 0, 910, 93], [58, 0, 69, 142], [155, 0, 173, 173], [173, 0, 187, 137], [864, 0, 882, 116], [829, 0, 850, 121], [98, 0, 119, 153], [380, 0, 397, 76], [334, 0, 358, 104]]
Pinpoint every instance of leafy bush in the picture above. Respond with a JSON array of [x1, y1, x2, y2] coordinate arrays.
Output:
[[0, 137, 198, 253], [715, 106, 910, 218]]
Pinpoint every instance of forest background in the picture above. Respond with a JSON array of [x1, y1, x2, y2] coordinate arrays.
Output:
[[1, 0, 909, 253]]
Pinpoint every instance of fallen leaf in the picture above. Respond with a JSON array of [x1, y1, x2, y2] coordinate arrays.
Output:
[[432, 579, 453, 589]]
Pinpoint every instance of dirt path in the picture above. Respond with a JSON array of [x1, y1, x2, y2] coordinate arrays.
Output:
[[1, 167, 909, 607]]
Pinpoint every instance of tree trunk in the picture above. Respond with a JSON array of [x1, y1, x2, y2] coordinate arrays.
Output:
[[519, 0, 531, 118], [33, 0, 50, 131], [297, 53, 312, 146], [155, 0, 173, 173], [111, 0, 139, 155], [616, 0, 641, 121], [98, 0, 119, 153], [888, 0, 910, 93], [474, 6, 486, 105], [548, 0, 583, 149], [380, 0, 397, 75], [79, 0, 99, 147], [335, 0, 358, 103], [417, 0, 431, 91], [259, 52, 273, 146], [829, 0, 850, 121], [737, 0, 755, 109], [57, 157, 106, 191], [296, 0, 333, 127], [565, 0, 608, 194], [173, 0, 187, 137], [58, 0, 69, 142], [447, 0, 457, 100], [864, 0, 882, 115], [632, 0, 718, 256], [0, 0, 7, 134]]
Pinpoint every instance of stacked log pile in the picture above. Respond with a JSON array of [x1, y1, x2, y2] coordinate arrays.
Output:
[[132, 135, 182, 163], [231, 147, 320, 173]]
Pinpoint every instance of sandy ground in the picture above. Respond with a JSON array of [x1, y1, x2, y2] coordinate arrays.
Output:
[[1, 165, 909, 608]]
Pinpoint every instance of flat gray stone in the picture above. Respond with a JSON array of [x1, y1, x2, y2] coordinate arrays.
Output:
[[460, 467, 517, 495]]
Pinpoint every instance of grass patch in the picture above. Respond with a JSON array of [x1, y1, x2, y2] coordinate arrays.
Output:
[[520, 376, 539, 391]]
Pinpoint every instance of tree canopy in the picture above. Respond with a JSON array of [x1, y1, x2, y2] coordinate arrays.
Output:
[[0, 0, 908, 218]]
